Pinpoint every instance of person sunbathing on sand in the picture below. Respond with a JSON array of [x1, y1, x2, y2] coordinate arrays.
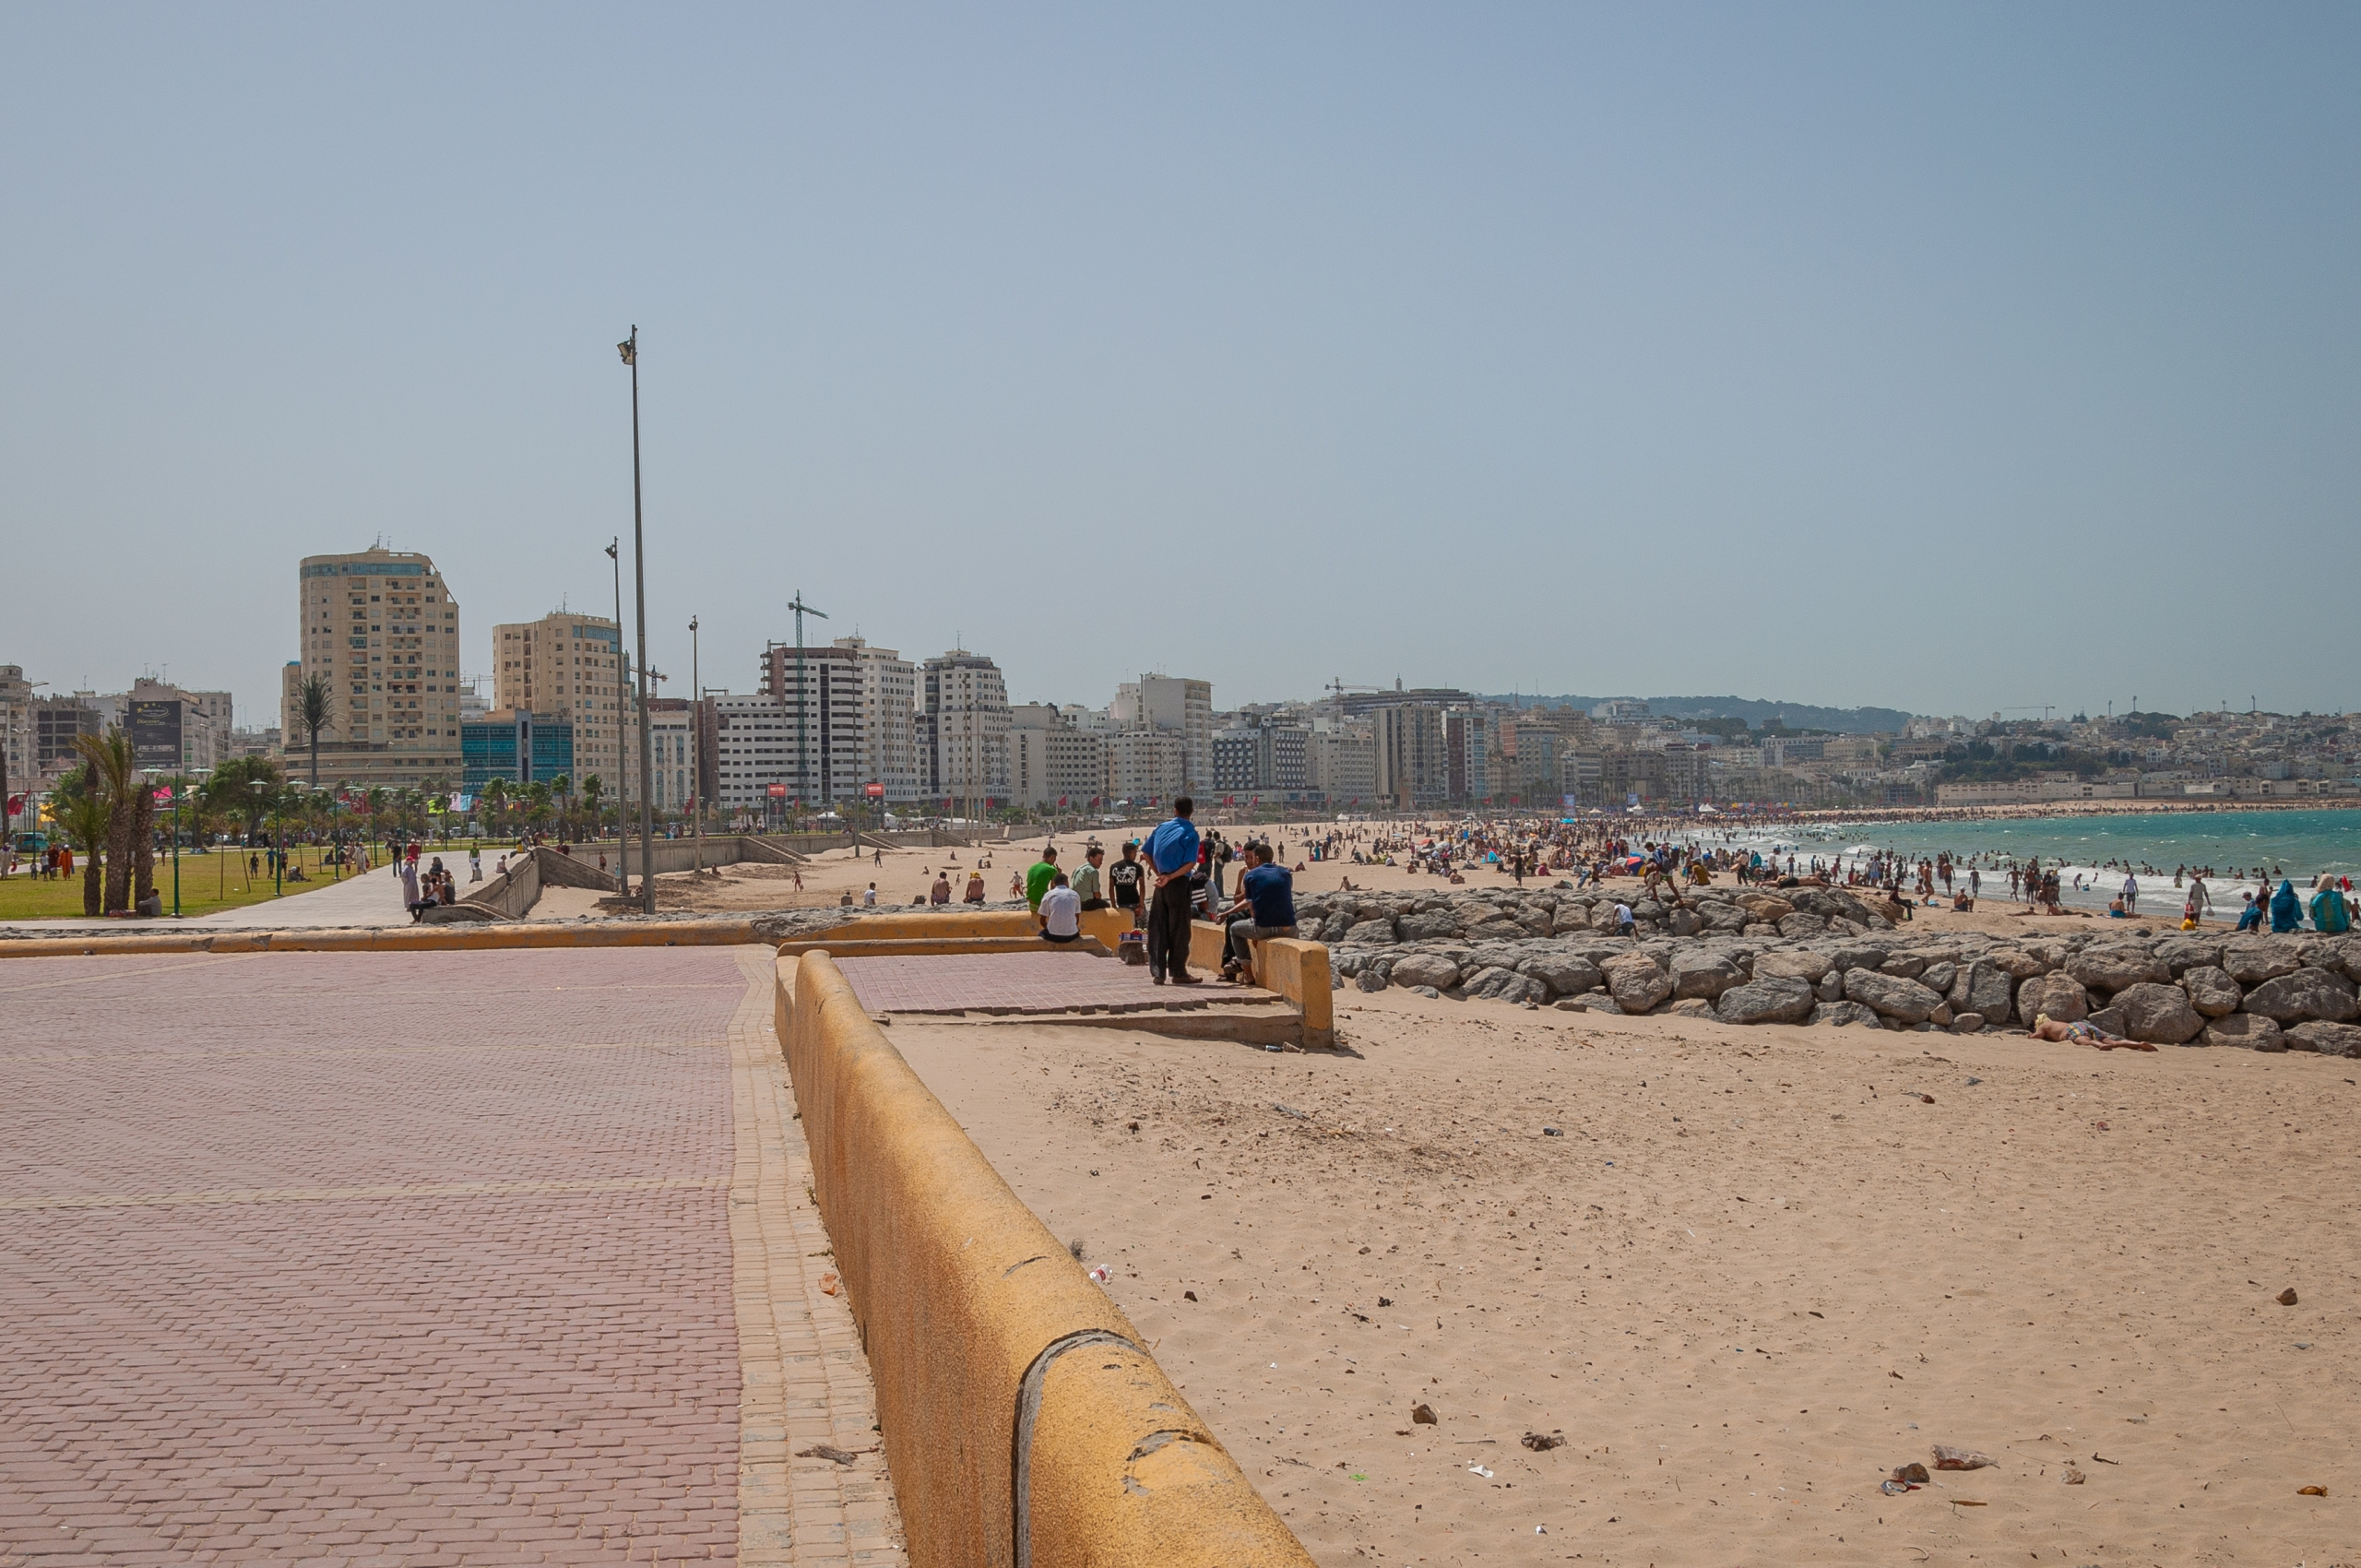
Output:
[[2031, 1012, 2154, 1051]]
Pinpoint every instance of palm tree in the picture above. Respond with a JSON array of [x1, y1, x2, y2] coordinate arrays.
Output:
[[482, 777, 511, 839], [75, 728, 138, 913], [49, 764, 112, 917], [579, 774, 605, 842], [549, 774, 572, 841], [296, 673, 336, 788], [523, 780, 552, 837]]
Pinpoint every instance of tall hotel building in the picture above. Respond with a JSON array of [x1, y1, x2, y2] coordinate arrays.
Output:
[[286, 547, 465, 787]]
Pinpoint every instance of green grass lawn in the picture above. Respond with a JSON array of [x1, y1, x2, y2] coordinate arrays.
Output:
[[0, 843, 359, 921]]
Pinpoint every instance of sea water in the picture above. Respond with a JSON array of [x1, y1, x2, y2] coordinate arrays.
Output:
[[1714, 808, 2358, 916]]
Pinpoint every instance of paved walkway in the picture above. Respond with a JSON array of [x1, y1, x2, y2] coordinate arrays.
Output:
[[0, 944, 902, 1566]]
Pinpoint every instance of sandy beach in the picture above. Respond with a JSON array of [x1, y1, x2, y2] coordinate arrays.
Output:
[[889, 987, 2358, 1566]]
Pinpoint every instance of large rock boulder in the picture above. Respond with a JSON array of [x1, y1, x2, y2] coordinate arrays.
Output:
[[1918, 961, 1958, 995], [2286, 1020, 2361, 1058], [1700, 902, 1751, 932], [1879, 954, 1928, 980], [1355, 968, 1390, 992], [1603, 954, 1673, 1014], [1948, 960, 2017, 1026], [1715, 976, 1818, 1026], [1810, 1000, 1884, 1028], [1667, 907, 1705, 937], [1843, 968, 1948, 1024], [2180, 966, 2243, 1017], [1589, 903, 1628, 934], [2241, 968, 2358, 1024], [2113, 981, 2205, 1045], [1777, 912, 1828, 938], [1754, 949, 1832, 983], [2017, 970, 2091, 1024], [1342, 918, 1397, 944], [2069, 945, 2172, 993], [1736, 894, 1795, 924], [1395, 910, 1463, 943], [2203, 1013, 2284, 1051], [2222, 941, 2302, 987], [1388, 951, 1462, 992], [2154, 936, 2224, 975], [1463, 966, 1547, 1005], [1669, 951, 1745, 1001], [1464, 918, 1527, 942], [1981, 947, 2051, 980], [1517, 953, 1603, 997]]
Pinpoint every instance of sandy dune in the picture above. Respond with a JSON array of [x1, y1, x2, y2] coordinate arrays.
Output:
[[891, 989, 2357, 1566]]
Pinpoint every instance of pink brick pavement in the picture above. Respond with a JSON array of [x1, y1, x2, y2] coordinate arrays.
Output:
[[0, 947, 750, 1565], [831, 950, 1266, 1015]]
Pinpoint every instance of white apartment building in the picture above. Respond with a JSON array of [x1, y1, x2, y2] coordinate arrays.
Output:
[[758, 643, 867, 807], [835, 636, 920, 802], [288, 546, 465, 783], [1009, 706, 1109, 809], [1116, 674, 1214, 790], [1107, 730, 1187, 806], [920, 650, 1010, 810], [629, 706, 697, 815], [1305, 726, 1376, 806], [493, 612, 626, 791]]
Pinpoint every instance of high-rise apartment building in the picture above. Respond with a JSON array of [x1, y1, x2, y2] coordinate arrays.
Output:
[[834, 637, 920, 803], [1008, 704, 1108, 810], [492, 612, 626, 792], [1124, 674, 1213, 790], [757, 643, 866, 807], [289, 547, 465, 787], [919, 650, 1009, 812], [1372, 704, 1449, 809], [1305, 724, 1375, 807]]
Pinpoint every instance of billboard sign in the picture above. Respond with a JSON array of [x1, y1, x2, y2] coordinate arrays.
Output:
[[128, 700, 183, 770], [864, 781, 885, 800]]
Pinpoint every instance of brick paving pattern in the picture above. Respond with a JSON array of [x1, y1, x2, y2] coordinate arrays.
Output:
[[830, 950, 1268, 1016], [0, 944, 897, 1566]]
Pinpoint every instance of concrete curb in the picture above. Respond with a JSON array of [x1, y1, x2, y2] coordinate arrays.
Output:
[[777, 952, 1315, 1568]]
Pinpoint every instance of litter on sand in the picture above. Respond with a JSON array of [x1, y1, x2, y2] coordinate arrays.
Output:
[[1931, 1445, 1996, 1469], [2298, 1485, 2328, 1496], [1522, 1431, 1567, 1451], [1890, 1462, 1931, 1484], [1468, 1465, 1494, 1479], [1087, 1265, 1113, 1285]]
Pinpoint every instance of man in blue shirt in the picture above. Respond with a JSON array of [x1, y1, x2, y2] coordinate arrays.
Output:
[[1143, 796, 1202, 984], [1219, 841, 1299, 982]]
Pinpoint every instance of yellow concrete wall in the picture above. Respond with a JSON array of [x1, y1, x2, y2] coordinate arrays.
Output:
[[1186, 922, 1333, 1039], [778, 951, 1313, 1568]]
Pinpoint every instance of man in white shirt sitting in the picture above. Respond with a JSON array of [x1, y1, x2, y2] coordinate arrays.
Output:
[[1038, 871, 1084, 944]]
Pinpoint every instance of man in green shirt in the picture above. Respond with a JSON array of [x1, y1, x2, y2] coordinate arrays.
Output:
[[1072, 844, 1106, 909], [1024, 846, 1061, 913]]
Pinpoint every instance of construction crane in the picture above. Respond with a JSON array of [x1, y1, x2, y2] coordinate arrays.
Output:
[[1326, 677, 1381, 713], [786, 591, 829, 817]]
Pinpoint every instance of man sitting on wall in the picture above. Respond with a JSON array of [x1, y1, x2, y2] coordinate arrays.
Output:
[[1219, 840, 1299, 984]]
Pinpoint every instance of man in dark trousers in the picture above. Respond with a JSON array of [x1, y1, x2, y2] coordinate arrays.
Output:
[[1144, 796, 1203, 985]]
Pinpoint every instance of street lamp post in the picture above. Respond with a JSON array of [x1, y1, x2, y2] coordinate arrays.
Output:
[[171, 773, 183, 918], [689, 615, 702, 875], [619, 327, 657, 916], [606, 537, 627, 891]]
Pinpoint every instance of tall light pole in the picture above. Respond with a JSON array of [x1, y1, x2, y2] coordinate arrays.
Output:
[[619, 327, 657, 914], [605, 538, 629, 890], [689, 615, 703, 873]]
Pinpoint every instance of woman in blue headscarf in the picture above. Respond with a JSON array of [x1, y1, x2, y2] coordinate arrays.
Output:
[[2269, 878, 2303, 933]]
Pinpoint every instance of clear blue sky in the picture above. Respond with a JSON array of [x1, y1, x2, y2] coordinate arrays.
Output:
[[6, 5, 2355, 724]]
